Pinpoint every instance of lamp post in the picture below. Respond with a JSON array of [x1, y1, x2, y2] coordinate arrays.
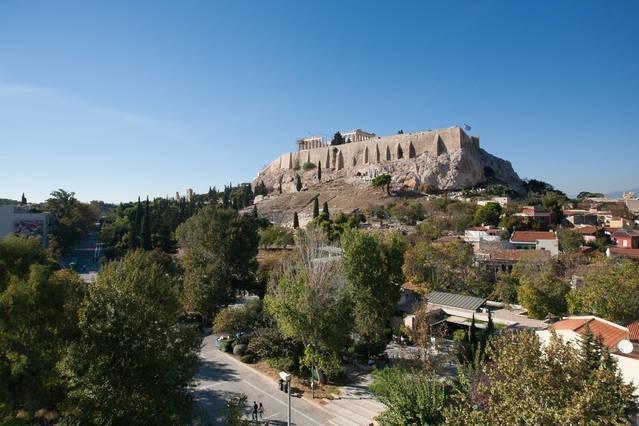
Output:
[[279, 371, 292, 425]]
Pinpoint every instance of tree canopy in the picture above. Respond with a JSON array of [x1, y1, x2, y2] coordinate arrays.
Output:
[[176, 206, 259, 319], [62, 251, 201, 425]]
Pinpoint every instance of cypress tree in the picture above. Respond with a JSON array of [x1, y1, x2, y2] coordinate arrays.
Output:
[[293, 212, 299, 228], [313, 198, 320, 218], [253, 205, 258, 218], [317, 161, 322, 181], [295, 174, 302, 192], [468, 314, 478, 363], [141, 196, 152, 250], [322, 201, 329, 218], [129, 197, 142, 249]]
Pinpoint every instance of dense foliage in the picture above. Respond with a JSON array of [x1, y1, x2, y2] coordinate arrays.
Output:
[[62, 251, 201, 424], [177, 206, 259, 320]]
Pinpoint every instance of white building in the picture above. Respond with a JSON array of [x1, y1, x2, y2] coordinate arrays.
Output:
[[0, 205, 51, 246]]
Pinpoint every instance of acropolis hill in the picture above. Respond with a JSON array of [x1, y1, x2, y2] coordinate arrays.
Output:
[[252, 126, 522, 224]]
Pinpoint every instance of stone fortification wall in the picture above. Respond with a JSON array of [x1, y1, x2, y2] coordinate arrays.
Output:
[[260, 127, 479, 175]]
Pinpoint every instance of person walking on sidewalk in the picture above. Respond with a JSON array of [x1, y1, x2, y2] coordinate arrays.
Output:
[[252, 401, 258, 421], [258, 402, 264, 420]]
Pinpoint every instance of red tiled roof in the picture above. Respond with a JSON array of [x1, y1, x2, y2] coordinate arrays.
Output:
[[609, 247, 639, 259], [572, 225, 598, 235], [628, 321, 639, 343], [612, 229, 639, 238], [510, 231, 557, 243], [552, 317, 628, 350]]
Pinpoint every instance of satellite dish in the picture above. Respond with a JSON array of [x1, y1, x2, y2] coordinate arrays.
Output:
[[617, 339, 634, 354]]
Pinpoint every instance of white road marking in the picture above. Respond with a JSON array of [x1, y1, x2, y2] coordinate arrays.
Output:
[[242, 379, 321, 425]]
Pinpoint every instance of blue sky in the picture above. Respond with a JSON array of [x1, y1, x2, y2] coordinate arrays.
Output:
[[1, 1, 637, 203]]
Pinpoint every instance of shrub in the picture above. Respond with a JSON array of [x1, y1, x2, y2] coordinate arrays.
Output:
[[233, 344, 248, 356], [302, 162, 316, 170], [248, 327, 304, 361], [452, 329, 466, 343], [267, 356, 298, 373], [213, 299, 264, 336], [220, 339, 235, 353], [240, 354, 257, 364]]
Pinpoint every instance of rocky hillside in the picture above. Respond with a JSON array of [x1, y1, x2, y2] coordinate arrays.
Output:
[[252, 141, 521, 226]]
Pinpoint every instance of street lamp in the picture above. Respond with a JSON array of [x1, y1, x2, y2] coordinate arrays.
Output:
[[279, 371, 291, 426]]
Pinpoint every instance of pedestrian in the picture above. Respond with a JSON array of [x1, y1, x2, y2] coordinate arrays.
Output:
[[252, 401, 258, 421], [258, 402, 264, 420]]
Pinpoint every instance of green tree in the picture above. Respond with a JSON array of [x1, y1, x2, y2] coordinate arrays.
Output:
[[567, 261, 639, 323], [265, 230, 351, 378], [516, 262, 569, 319], [295, 174, 302, 192], [46, 189, 100, 253], [0, 243, 84, 416], [444, 331, 636, 425], [341, 230, 405, 341], [372, 174, 392, 196], [317, 160, 322, 181], [293, 212, 299, 228], [322, 201, 329, 217], [330, 132, 345, 146], [213, 299, 264, 336], [490, 271, 519, 304], [403, 241, 480, 295], [223, 394, 252, 426], [141, 196, 152, 250], [176, 206, 259, 319], [558, 229, 584, 253], [62, 251, 201, 425], [473, 202, 502, 226], [370, 367, 446, 426], [313, 198, 320, 218]]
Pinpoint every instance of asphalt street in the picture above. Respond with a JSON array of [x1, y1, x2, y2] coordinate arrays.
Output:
[[193, 335, 357, 425]]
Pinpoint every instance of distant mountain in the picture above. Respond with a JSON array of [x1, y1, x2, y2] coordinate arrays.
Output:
[[607, 187, 639, 199]]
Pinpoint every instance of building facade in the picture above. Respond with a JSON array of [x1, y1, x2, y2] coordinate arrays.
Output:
[[0, 206, 51, 247]]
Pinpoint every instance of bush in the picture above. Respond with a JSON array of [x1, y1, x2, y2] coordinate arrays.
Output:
[[233, 344, 248, 355], [267, 356, 298, 373], [240, 354, 257, 364], [248, 327, 304, 361], [259, 226, 294, 248], [452, 329, 466, 343], [220, 339, 235, 353], [302, 162, 316, 170], [213, 299, 264, 336]]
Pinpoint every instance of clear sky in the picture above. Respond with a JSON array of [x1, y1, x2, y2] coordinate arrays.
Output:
[[1, 1, 637, 203]]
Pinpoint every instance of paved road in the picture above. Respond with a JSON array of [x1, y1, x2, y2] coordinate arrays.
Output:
[[62, 227, 101, 282], [193, 335, 363, 425]]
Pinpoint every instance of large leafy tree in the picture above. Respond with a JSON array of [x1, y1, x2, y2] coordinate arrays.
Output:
[[46, 189, 100, 253], [341, 230, 405, 341], [473, 202, 501, 226], [515, 261, 569, 319], [0, 236, 84, 415], [403, 240, 476, 295], [62, 251, 201, 425], [444, 331, 636, 425], [265, 230, 351, 377], [370, 367, 446, 426], [176, 206, 259, 319], [568, 260, 639, 324]]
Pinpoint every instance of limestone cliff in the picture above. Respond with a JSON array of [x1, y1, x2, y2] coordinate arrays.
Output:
[[254, 136, 521, 195]]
